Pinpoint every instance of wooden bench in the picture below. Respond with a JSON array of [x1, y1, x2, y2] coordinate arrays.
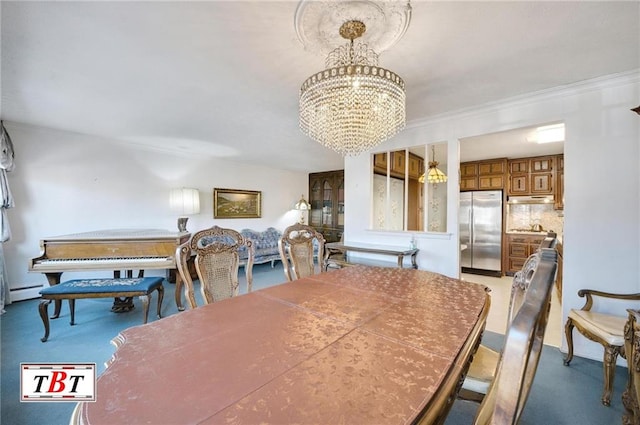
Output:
[[324, 242, 419, 270], [38, 277, 164, 342]]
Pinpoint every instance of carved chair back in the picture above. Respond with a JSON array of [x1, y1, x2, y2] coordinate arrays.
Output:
[[507, 234, 557, 326], [278, 223, 325, 281], [474, 248, 558, 425], [623, 309, 640, 424], [176, 226, 253, 309]]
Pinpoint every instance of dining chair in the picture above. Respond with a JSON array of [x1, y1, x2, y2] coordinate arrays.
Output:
[[460, 234, 557, 401], [564, 290, 640, 406], [278, 223, 325, 281], [472, 247, 558, 424], [622, 308, 640, 424], [175, 225, 254, 309]]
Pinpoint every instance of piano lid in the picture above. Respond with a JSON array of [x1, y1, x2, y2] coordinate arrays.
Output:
[[44, 229, 190, 241]]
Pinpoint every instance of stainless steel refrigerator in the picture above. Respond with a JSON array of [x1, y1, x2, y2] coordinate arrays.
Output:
[[460, 190, 503, 276]]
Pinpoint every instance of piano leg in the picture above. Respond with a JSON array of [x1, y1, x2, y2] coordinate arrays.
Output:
[[110, 270, 143, 312]]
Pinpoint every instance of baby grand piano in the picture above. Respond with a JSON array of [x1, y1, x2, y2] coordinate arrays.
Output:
[[29, 229, 191, 310]]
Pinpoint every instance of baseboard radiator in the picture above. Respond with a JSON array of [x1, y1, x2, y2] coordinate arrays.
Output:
[[10, 285, 43, 302]]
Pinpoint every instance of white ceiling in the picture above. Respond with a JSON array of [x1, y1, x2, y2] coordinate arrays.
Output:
[[1, 1, 638, 172]]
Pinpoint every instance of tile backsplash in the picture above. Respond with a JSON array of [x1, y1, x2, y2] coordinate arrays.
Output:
[[507, 203, 564, 235]]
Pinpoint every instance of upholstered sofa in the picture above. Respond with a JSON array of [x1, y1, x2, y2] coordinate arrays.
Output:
[[238, 227, 282, 267]]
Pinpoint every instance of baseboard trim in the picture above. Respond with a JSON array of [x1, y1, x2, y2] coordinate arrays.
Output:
[[10, 285, 43, 302]]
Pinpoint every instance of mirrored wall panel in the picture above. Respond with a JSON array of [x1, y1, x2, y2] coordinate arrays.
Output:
[[372, 143, 448, 233]]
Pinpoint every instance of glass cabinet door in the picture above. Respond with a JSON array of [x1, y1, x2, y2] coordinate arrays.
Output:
[[322, 180, 333, 226], [310, 180, 322, 227], [337, 180, 344, 227]]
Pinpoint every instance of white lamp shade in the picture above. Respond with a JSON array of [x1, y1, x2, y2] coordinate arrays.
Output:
[[294, 195, 311, 211], [170, 188, 200, 215]]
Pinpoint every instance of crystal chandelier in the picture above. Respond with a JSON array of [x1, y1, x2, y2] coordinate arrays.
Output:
[[419, 146, 448, 184], [299, 20, 406, 156]]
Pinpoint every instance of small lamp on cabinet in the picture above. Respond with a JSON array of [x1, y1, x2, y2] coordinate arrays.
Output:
[[294, 194, 311, 224], [170, 188, 200, 232]]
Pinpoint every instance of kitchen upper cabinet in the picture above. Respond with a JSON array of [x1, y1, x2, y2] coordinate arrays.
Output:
[[408, 154, 424, 179], [554, 154, 564, 210], [373, 153, 387, 171], [460, 159, 507, 191], [309, 170, 344, 243], [391, 151, 406, 175], [509, 159, 529, 174], [460, 163, 479, 191], [508, 174, 529, 195], [531, 173, 553, 194], [531, 157, 553, 172], [374, 150, 424, 181], [507, 155, 554, 196], [479, 160, 507, 175]]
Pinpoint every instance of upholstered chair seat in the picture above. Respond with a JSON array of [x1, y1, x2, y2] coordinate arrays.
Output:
[[463, 345, 501, 396], [568, 310, 626, 345], [564, 290, 640, 406]]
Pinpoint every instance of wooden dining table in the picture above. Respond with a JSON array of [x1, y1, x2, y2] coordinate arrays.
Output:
[[73, 265, 490, 425]]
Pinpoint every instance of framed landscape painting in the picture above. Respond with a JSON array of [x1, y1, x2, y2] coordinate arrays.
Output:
[[213, 188, 262, 219]]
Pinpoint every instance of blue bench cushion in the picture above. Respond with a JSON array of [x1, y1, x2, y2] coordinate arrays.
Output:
[[40, 277, 164, 296]]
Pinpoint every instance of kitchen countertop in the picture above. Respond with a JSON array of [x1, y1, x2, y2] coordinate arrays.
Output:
[[505, 230, 549, 235], [505, 230, 563, 245]]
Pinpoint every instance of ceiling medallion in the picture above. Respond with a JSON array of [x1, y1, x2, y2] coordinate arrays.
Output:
[[295, 0, 412, 56], [297, 1, 411, 156]]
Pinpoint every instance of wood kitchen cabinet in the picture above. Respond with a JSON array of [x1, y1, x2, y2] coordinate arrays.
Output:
[[554, 154, 564, 210], [309, 170, 344, 243], [460, 158, 507, 191], [408, 154, 424, 179], [460, 163, 479, 191], [374, 150, 423, 180], [506, 233, 546, 275], [391, 150, 406, 175], [507, 155, 554, 196], [373, 153, 387, 171]]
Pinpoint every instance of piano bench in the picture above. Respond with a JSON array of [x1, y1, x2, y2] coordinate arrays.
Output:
[[38, 277, 164, 342]]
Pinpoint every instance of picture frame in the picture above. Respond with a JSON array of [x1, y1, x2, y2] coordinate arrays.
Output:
[[213, 188, 262, 219]]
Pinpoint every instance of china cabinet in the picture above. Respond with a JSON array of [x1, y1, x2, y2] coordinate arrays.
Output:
[[309, 170, 344, 243]]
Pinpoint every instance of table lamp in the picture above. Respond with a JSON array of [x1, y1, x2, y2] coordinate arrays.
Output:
[[170, 188, 200, 232], [294, 194, 311, 224]]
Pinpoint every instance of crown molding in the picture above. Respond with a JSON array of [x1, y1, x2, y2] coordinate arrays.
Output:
[[406, 69, 640, 130]]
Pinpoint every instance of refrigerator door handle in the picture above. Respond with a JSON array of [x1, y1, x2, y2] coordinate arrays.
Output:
[[469, 206, 474, 245]]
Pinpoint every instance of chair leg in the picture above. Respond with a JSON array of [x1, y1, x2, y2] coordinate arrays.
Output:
[[140, 294, 150, 324], [563, 317, 575, 366], [69, 299, 76, 326], [602, 346, 620, 406], [156, 285, 164, 319], [39, 299, 52, 342]]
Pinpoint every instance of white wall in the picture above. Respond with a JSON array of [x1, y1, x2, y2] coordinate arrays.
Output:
[[3, 124, 308, 298], [345, 71, 640, 362]]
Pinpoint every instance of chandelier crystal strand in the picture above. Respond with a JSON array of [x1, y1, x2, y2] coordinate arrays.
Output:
[[299, 20, 406, 156]]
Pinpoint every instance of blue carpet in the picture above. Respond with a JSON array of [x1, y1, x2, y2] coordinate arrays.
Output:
[[1, 263, 627, 425]]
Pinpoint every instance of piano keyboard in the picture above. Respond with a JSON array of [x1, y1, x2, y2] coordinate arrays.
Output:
[[31, 256, 175, 271]]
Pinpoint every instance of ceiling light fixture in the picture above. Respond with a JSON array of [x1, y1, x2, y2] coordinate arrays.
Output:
[[419, 146, 447, 184], [527, 123, 565, 144], [298, 6, 409, 156]]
